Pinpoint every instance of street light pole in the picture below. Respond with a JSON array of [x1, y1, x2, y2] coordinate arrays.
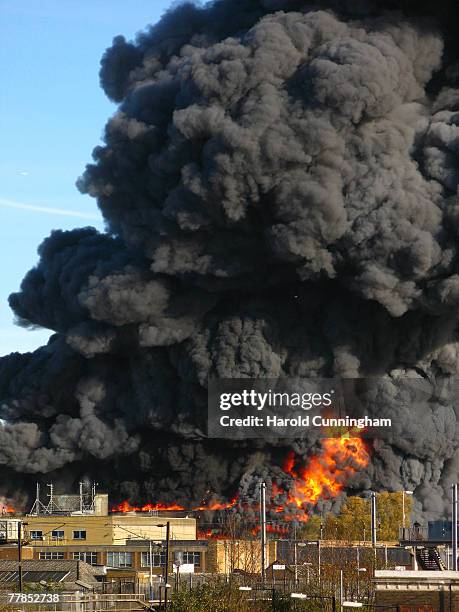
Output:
[[452, 484, 458, 571], [318, 540, 321, 586], [164, 522, 171, 611], [149, 540, 153, 603], [153, 522, 171, 610], [402, 490, 413, 531], [293, 524, 298, 585], [260, 482, 267, 584], [402, 492, 405, 529], [339, 568, 343, 612], [18, 521, 22, 593], [370, 492, 377, 548]]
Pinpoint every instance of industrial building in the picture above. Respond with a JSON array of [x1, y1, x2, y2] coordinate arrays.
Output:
[[0, 486, 277, 582]]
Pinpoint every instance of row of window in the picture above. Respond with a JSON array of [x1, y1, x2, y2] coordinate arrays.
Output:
[[37, 551, 201, 568], [39, 551, 98, 564], [39, 552, 65, 560], [139, 551, 201, 567], [109, 551, 201, 568], [31, 530, 86, 541]]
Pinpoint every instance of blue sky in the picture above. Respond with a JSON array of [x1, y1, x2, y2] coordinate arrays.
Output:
[[0, 0, 173, 356]]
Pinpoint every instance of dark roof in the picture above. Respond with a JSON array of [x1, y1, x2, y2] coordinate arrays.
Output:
[[0, 560, 104, 584], [0, 570, 69, 583]]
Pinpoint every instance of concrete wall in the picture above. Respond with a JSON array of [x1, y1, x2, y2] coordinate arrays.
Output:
[[374, 570, 459, 611]]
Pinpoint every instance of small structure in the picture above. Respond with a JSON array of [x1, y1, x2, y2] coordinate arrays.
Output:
[[374, 570, 459, 610], [0, 519, 20, 544]]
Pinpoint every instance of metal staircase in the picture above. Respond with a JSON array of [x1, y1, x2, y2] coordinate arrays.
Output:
[[416, 546, 446, 571]]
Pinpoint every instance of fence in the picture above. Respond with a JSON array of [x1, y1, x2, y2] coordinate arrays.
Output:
[[0, 592, 148, 612]]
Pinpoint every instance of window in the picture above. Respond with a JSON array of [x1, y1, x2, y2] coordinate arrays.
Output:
[[73, 551, 98, 565], [183, 552, 201, 566], [72, 530, 86, 540], [51, 530, 64, 540], [29, 530, 43, 540], [39, 552, 64, 560], [141, 552, 165, 567], [107, 552, 132, 568]]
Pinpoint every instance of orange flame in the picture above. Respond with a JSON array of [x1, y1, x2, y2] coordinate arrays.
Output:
[[111, 495, 239, 514], [0, 497, 16, 514], [111, 500, 185, 512], [111, 434, 370, 533], [251, 524, 289, 536], [279, 436, 370, 517], [193, 496, 239, 512]]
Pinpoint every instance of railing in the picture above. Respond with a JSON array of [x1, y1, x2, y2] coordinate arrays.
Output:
[[0, 592, 148, 611], [399, 526, 429, 541], [28, 537, 92, 547]]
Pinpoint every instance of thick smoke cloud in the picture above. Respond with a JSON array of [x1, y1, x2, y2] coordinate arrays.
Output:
[[2, 0, 459, 520]]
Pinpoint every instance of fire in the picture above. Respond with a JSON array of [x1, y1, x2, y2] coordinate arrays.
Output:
[[111, 500, 185, 512], [251, 524, 289, 536], [279, 435, 370, 517], [0, 498, 16, 514], [193, 496, 239, 512], [111, 495, 238, 514], [111, 434, 370, 535], [197, 529, 230, 540]]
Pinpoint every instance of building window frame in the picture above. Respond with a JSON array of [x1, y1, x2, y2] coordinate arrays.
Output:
[[107, 551, 133, 568], [51, 530, 64, 540], [73, 551, 97, 565], [39, 551, 64, 560], [141, 551, 166, 568], [72, 530, 86, 540], [29, 530, 43, 540], [183, 551, 201, 566]]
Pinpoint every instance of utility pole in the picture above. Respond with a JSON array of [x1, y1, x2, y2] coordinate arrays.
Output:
[[370, 492, 377, 547], [339, 568, 343, 612], [164, 521, 170, 610], [79, 482, 83, 513], [357, 548, 360, 599], [260, 482, 267, 584], [402, 491, 405, 531], [402, 490, 413, 537], [149, 540, 153, 603], [293, 524, 298, 585], [371, 492, 377, 567], [452, 484, 458, 571], [18, 521, 23, 592]]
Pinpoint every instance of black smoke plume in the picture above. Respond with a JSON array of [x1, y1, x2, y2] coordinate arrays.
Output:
[[2, 0, 459, 520]]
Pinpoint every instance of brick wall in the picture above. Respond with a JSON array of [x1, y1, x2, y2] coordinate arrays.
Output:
[[376, 588, 459, 611]]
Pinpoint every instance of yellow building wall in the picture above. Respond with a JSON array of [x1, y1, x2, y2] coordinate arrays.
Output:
[[0, 545, 34, 560], [111, 516, 196, 543], [25, 515, 196, 547], [207, 540, 277, 574]]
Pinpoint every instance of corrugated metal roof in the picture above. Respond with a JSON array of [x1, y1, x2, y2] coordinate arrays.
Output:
[[0, 570, 70, 583]]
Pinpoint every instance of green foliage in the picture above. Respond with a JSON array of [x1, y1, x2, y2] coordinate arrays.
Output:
[[306, 492, 413, 542], [169, 579, 267, 612], [297, 515, 322, 540]]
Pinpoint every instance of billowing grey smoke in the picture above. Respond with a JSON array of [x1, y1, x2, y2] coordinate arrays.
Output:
[[2, 0, 459, 521]]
